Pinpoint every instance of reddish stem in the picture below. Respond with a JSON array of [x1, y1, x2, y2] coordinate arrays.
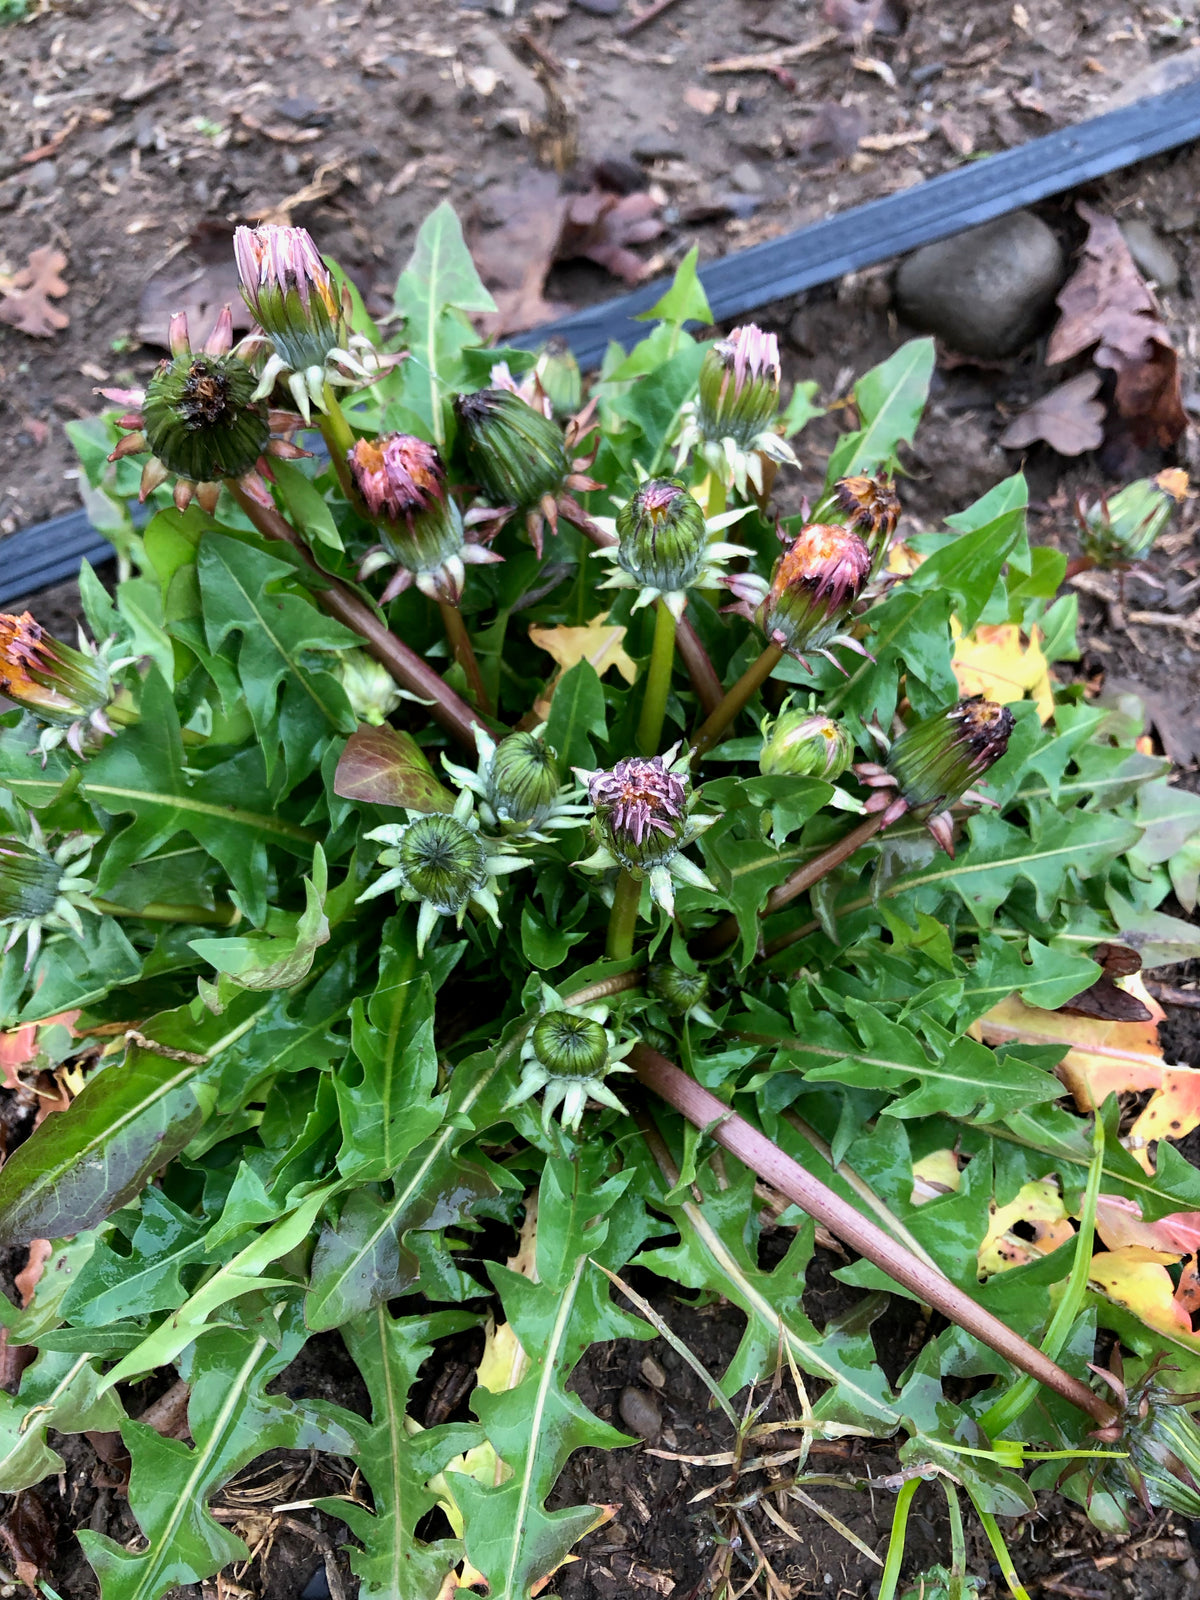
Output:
[[231, 485, 485, 750], [629, 1043, 1118, 1430]]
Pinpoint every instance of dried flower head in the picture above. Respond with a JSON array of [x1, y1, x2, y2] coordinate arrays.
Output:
[[675, 323, 797, 496], [725, 522, 873, 673], [833, 473, 902, 574], [102, 307, 306, 513], [577, 747, 715, 916], [0, 612, 129, 758], [856, 696, 1015, 856], [351, 433, 500, 604], [234, 224, 382, 421]]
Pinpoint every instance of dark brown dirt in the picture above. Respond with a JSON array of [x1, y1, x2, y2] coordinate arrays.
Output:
[[3, 1, 1200, 1596]]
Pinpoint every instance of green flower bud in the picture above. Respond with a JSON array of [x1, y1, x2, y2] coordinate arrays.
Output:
[[453, 388, 569, 509], [759, 523, 871, 655], [393, 813, 487, 915], [234, 224, 347, 375], [487, 732, 561, 827], [886, 697, 1014, 816], [615, 479, 709, 595], [759, 711, 852, 780], [697, 324, 782, 449], [0, 839, 62, 924], [141, 348, 270, 484], [1079, 469, 1189, 568], [588, 755, 691, 872], [649, 964, 709, 1016], [337, 650, 403, 726], [535, 341, 582, 420], [531, 1011, 610, 1080]]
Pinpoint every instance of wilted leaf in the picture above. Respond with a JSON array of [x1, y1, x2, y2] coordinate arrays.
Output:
[[1094, 1194, 1200, 1256], [1047, 203, 1186, 449], [561, 188, 664, 286], [529, 613, 637, 722], [1129, 1068, 1200, 1152], [471, 169, 570, 339], [978, 1178, 1073, 1276], [909, 1148, 961, 1205], [0, 248, 69, 338], [334, 724, 455, 813], [998, 372, 1105, 456], [0, 1487, 56, 1589], [1088, 1247, 1196, 1339], [952, 621, 1054, 721], [136, 224, 252, 350]]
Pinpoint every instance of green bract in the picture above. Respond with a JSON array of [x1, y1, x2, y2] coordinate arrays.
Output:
[[3, 202, 1197, 1600]]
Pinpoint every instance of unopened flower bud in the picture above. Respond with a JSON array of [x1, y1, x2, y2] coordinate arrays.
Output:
[[616, 479, 709, 595], [535, 341, 582, 420], [531, 1011, 610, 1080], [234, 224, 346, 377], [0, 613, 111, 729], [760, 711, 852, 780], [337, 650, 404, 726], [760, 524, 871, 655], [0, 839, 63, 925], [588, 755, 691, 871], [886, 697, 1014, 816], [349, 434, 464, 579], [698, 324, 782, 449], [1079, 469, 1189, 569], [141, 349, 269, 484], [1117, 1378, 1200, 1517], [453, 388, 568, 509], [394, 813, 488, 915], [487, 732, 561, 828], [649, 964, 709, 1016]]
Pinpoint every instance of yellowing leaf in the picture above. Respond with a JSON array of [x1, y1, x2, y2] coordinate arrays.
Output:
[[529, 613, 637, 689], [1088, 1247, 1197, 1339], [952, 620, 1054, 722], [1095, 1194, 1200, 1255], [1130, 1067, 1200, 1151], [978, 1178, 1074, 1277], [976, 981, 1165, 1109], [887, 541, 925, 576], [910, 1148, 961, 1205]]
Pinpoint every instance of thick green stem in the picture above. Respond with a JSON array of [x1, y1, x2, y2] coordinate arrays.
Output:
[[636, 601, 677, 756], [606, 871, 642, 960], [438, 600, 492, 715], [93, 899, 242, 927], [317, 383, 358, 501], [689, 643, 783, 765], [695, 809, 886, 961], [230, 485, 484, 751], [628, 1043, 1119, 1430]]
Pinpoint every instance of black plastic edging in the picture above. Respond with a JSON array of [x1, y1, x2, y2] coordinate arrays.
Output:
[[4, 75, 1200, 608]]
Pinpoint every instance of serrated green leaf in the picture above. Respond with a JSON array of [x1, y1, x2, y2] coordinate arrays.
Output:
[[636, 245, 712, 328], [270, 455, 343, 551], [0, 1349, 126, 1492], [79, 1305, 355, 1600], [543, 659, 608, 770], [960, 934, 1100, 1021], [59, 1189, 207, 1328], [322, 1308, 481, 1600], [825, 338, 935, 483], [198, 534, 358, 786]]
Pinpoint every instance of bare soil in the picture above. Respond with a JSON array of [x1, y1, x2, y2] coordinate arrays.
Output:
[[2, 1, 1200, 1597]]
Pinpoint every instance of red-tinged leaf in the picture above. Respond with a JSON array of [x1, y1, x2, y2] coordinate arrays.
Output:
[[333, 724, 455, 814], [1176, 1254, 1200, 1316], [1095, 1195, 1200, 1255], [1130, 1067, 1200, 1149], [1088, 1247, 1197, 1339]]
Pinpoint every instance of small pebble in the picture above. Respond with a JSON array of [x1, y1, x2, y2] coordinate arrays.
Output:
[[618, 1385, 662, 1441], [23, 160, 57, 194], [632, 131, 684, 162], [1120, 218, 1179, 290], [640, 1354, 667, 1389], [729, 160, 763, 194]]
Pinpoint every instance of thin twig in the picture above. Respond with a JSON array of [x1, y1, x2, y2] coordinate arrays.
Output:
[[620, 0, 685, 37]]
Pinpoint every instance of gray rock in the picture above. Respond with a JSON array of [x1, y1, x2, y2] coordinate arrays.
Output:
[[1120, 219, 1179, 291], [23, 160, 57, 194], [632, 131, 684, 162], [729, 160, 763, 194], [894, 210, 1065, 359], [618, 1385, 662, 1440]]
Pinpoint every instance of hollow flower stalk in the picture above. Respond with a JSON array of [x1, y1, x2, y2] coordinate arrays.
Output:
[[508, 982, 635, 1133], [675, 323, 797, 496], [577, 748, 715, 916], [358, 790, 527, 954], [102, 307, 307, 513], [593, 478, 753, 621], [350, 434, 501, 604], [234, 224, 382, 421]]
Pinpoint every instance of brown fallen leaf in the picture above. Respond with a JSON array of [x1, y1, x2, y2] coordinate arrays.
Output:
[[0, 1490, 56, 1592], [795, 101, 865, 166], [562, 188, 663, 285], [999, 371, 1105, 456], [137, 223, 253, 351], [14, 1241, 53, 1309], [822, 0, 907, 38], [1059, 943, 1152, 1022], [1047, 202, 1187, 449], [0, 248, 69, 338]]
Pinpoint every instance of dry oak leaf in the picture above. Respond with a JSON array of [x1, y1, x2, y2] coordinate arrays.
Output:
[[528, 612, 637, 721], [998, 371, 1105, 457], [0, 247, 69, 338], [952, 620, 1054, 722], [1048, 202, 1186, 449], [561, 188, 664, 286]]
